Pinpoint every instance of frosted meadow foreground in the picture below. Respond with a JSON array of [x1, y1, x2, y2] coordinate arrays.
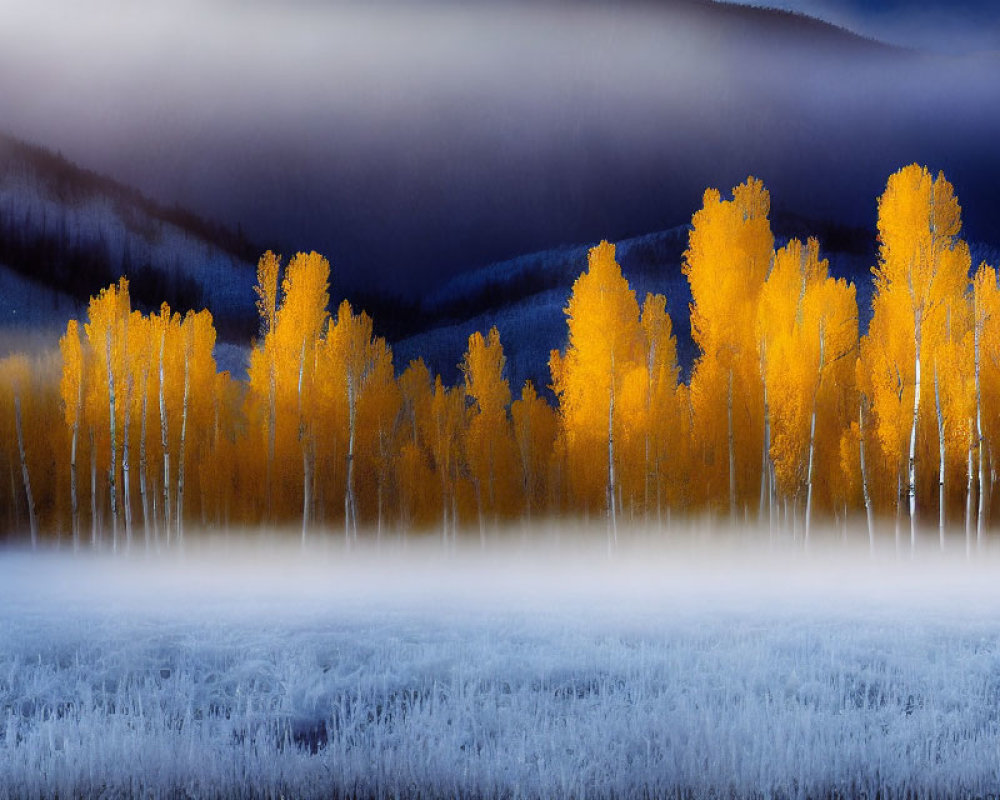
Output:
[[3, 533, 1000, 799]]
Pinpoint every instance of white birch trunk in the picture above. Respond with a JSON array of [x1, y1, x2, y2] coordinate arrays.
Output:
[[345, 374, 358, 546], [895, 472, 902, 557], [760, 381, 770, 528], [176, 343, 189, 547], [859, 398, 875, 556], [804, 326, 824, 548], [804, 404, 817, 548], [607, 374, 617, 554], [727, 368, 736, 522], [139, 373, 150, 552], [966, 420, 974, 559], [298, 342, 309, 546], [159, 331, 171, 545], [70, 417, 79, 551], [907, 318, 921, 555], [122, 376, 133, 552], [976, 310, 986, 550], [267, 349, 276, 523], [14, 393, 37, 548], [934, 363, 945, 550], [70, 363, 82, 551], [106, 328, 118, 553]]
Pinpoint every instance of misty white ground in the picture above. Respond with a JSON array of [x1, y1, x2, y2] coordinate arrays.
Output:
[[3, 528, 1000, 799]]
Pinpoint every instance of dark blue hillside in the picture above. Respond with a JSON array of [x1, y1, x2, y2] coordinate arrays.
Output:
[[393, 216, 882, 396]]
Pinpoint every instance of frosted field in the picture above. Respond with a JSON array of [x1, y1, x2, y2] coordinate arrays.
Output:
[[3, 531, 1000, 799]]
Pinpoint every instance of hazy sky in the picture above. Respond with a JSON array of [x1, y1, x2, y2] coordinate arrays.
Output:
[[1, 0, 998, 291]]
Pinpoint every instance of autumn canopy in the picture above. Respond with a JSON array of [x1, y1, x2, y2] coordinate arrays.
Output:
[[1, 164, 997, 553]]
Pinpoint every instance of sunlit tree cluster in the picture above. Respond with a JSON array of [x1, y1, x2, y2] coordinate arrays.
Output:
[[2, 164, 998, 552]]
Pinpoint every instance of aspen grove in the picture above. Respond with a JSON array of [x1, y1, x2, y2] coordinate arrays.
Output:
[[3, 164, 999, 551]]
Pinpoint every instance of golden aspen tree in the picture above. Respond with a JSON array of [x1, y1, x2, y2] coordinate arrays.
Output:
[[154, 303, 182, 544], [247, 252, 329, 532], [201, 370, 241, 529], [284, 253, 329, 537], [617, 365, 649, 519], [801, 271, 858, 541], [175, 309, 218, 544], [973, 263, 1000, 545], [320, 300, 386, 544], [82, 329, 104, 547], [396, 359, 437, 529], [757, 239, 818, 524], [757, 239, 857, 541], [860, 290, 916, 551], [460, 326, 517, 541], [868, 165, 970, 553], [34, 352, 67, 537], [640, 292, 681, 520], [685, 178, 772, 519], [121, 312, 134, 550], [253, 251, 282, 515], [128, 311, 157, 550], [511, 380, 557, 520], [356, 335, 400, 538], [423, 375, 466, 544], [930, 312, 974, 549], [83, 278, 131, 551], [550, 241, 643, 547], [59, 319, 84, 549]]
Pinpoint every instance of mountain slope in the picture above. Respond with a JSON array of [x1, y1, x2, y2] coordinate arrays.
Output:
[[0, 134, 260, 344]]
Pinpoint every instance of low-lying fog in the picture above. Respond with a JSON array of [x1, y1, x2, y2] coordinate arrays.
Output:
[[4, 524, 997, 621]]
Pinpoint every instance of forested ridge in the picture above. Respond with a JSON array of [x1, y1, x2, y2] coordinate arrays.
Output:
[[2, 164, 997, 552]]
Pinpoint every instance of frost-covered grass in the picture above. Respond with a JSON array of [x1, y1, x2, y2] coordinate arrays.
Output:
[[3, 531, 1000, 798]]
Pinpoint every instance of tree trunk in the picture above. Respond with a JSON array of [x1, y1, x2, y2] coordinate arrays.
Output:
[[907, 317, 921, 556], [727, 368, 736, 521], [139, 376, 150, 552], [267, 349, 276, 523], [159, 331, 171, 546], [90, 427, 98, 549], [760, 380, 770, 528], [106, 328, 118, 553], [298, 342, 309, 547], [934, 362, 946, 550], [345, 375, 358, 546], [804, 402, 817, 548], [859, 398, 875, 556], [895, 472, 902, 557], [14, 394, 37, 548], [966, 420, 974, 559], [976, 312, 986, 550], [607, 375, 617, 554], [70, 418, 79, 551], [122, 377, 133, 552], [176, 343, 189, 548], [804, 327, 824, 548]]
